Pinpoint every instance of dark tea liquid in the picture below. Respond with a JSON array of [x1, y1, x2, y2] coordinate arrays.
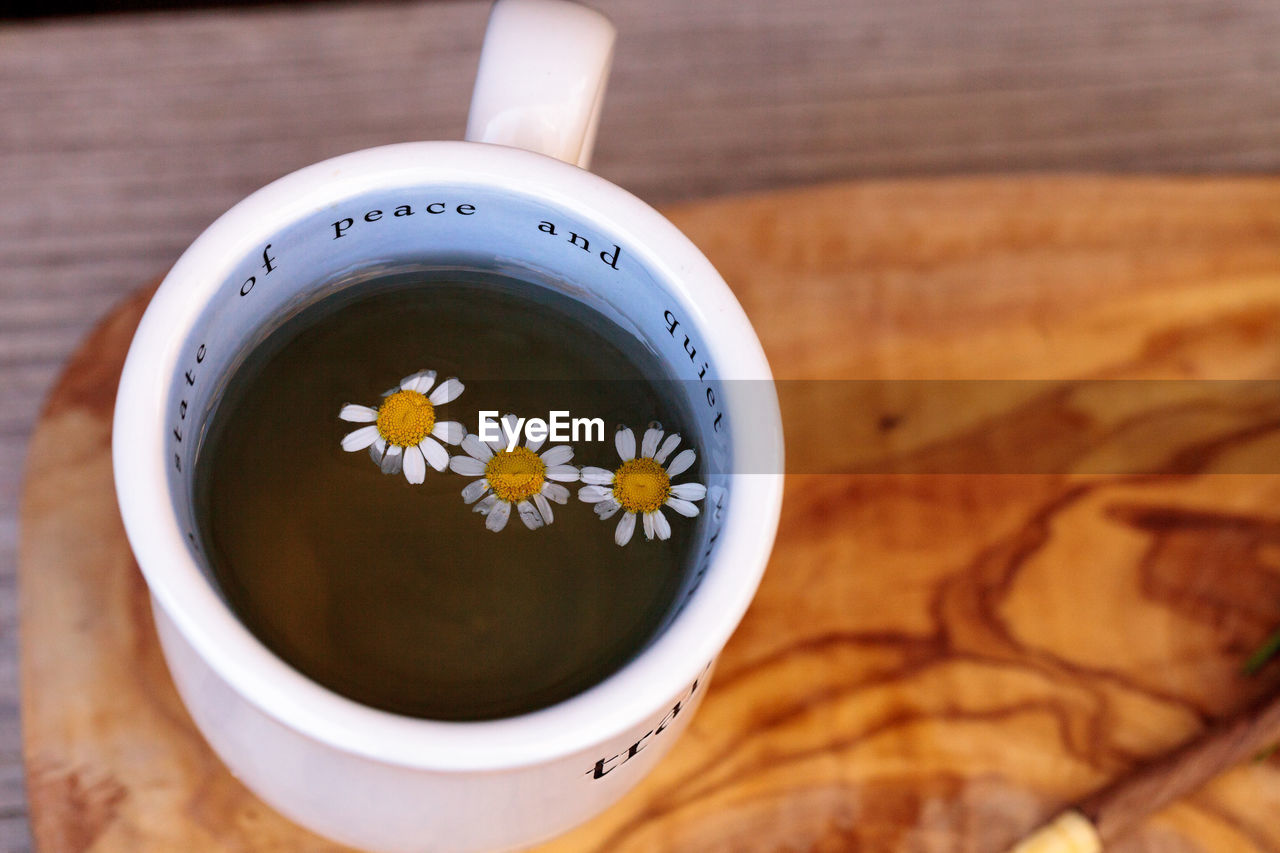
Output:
[[194, 270, 698, 720]]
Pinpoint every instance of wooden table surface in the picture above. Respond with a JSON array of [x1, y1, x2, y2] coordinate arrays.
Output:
[[4, 1, 1280, 849]]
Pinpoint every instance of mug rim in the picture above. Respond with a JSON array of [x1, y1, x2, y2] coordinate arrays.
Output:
[[112, 141, 784, 771]]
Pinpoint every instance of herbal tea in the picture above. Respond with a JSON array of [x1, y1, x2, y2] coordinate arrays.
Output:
[[194, 270, 703, 720]]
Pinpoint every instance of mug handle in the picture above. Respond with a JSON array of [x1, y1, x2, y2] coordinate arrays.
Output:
[[465, 0, 616, 170]]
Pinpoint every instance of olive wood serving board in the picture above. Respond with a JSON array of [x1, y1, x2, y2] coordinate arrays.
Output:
[[19, 177, 1280, 852]]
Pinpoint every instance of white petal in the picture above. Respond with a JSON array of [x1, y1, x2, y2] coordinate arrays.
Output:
[[403, 445, 426, 484], [651, 509, 671, 540], [665, 497, 700, 517], [401, 370, 436, 393], [461, 478, 490, 504], [461, 433, 493, 461], [579, 466, 614, 485], [643, 512, 656, 540], [517, 500, 544, 530], [525, 430, 546, 454], [541, 482, 570, 504], [645, 504, 665, 537], [449, 455, 486, 476], [533, 492, 554, 524], [641, 426, 663, 458], [474, 495, 498, 515], [546, 464, 580, 483], [670, 482, 707, 501], [418, 436, 449, 472], [578, 485, 613, 503], [414, 371, 440, 393], [666, 449, 696, 477], [341, 425, 379, 451], [367, 436, 387, 465], [339, 404, 377, 423], [485, 500, 511, 532], [615, 427, 636, 461], [429, 377, 464, 405], [432, 420, 465, 445], [501, 413, 520, 438], [595, 499, 621, 520], [654, 433, 681, 464], [540, 445, 573, 466], [615, 511, 636, 546], [379, 443, 405, 475]]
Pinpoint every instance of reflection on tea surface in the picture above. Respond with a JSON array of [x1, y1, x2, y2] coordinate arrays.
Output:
[[194, 270, 700, 720]]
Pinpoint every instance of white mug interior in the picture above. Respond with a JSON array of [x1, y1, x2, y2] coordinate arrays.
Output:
[[175, 146, 735, 667]]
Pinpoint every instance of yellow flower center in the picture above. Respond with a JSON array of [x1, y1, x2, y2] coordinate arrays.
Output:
[[484, 446, 547, 503], [376, 390, 435, 447], [612, 457, 671, 514]]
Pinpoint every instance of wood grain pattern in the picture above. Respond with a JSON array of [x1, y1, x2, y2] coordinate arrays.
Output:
[[6, 0, 1280, 845], [18, 177, 1280, 851]]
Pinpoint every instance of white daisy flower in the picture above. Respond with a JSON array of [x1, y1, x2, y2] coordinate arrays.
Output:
[[577, 423, 705, 546], [448, 413, 581, 532], [338, 369, 465, 484]]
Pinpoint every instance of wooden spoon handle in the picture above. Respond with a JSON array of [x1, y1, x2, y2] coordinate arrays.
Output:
[[1007, 689, 1280, 852], [1081, 689, 1280, 842]]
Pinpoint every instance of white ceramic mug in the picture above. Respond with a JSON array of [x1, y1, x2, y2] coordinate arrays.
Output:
[[113, 1, 783, 851]]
